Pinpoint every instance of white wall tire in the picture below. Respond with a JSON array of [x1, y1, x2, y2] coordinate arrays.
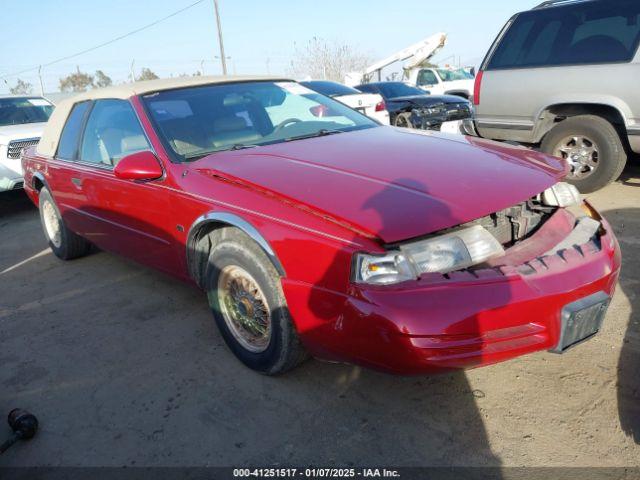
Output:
[[38, 188, 92, 261], [205, 227, 308, 375]]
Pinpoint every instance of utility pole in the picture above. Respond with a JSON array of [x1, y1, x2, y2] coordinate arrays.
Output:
[[213, 0, 228, 75], [130, 60, 136, 82], [38, 66, 45, 96], [200, 59, 205, 76], [215, 55, 232, 74]]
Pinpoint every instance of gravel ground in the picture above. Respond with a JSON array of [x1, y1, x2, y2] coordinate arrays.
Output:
[[0, 163, 639, 468]]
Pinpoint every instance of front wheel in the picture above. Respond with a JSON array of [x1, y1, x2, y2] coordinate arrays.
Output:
[[38, 188, 92, 260], [205, 228, 308, 375], [541, 115, 627, 193], [394, 112, 413, 128]]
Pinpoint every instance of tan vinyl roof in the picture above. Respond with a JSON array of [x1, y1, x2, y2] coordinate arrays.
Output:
[[37, 75, 289, 157]]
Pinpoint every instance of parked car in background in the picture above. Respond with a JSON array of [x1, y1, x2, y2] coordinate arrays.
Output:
[[300, 80, 389, 124], [473, 0, 640, 193], [23, 76, 620, 375], [356, 81, 472, 132], [0, 95, 54, 192]]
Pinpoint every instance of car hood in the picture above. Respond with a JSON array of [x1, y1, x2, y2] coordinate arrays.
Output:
[[0, 123, 47, 144], [388, 95, 466, 106], [193, 127, 566, 244]]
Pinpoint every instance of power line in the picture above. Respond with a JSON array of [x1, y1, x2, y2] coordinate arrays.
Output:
[[0, 0, 206, 81]]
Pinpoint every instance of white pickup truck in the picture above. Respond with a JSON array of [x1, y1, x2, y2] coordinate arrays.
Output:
[[408, 67, 475, 99], [0, 95, 54, 192]]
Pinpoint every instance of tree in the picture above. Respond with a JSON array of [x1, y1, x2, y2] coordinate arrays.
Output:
[[136, 68, 159, 81], [94, 70, 112, 88], [9, 79, 33, 95], [288, 37, 371, 82], [59, 67, 94, 92]]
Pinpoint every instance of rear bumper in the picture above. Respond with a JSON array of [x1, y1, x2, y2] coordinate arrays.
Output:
[[283, 219, 621, 375], [369, 110, 390, 126]]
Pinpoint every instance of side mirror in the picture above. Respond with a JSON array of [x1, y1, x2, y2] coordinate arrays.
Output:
[[114, 151, 163, 181]]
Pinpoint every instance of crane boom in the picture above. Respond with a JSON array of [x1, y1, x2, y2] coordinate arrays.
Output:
[[345, 33, 447, 85]]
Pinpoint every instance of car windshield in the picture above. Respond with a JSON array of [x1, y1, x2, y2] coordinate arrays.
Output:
[[143, 81, 378, 161], [300, 81, 362, 97], [0, 97, 54, 127], [436, 69, 474, 81], [376, 83, 426, 99]]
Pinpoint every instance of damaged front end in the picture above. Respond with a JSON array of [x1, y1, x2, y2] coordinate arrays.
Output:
[[409, 101, 473, 131], [353, 183, 605, 285]]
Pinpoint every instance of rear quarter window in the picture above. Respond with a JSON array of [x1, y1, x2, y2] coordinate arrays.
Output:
[[56, 101, 91, 160], [487, 0, 640, 69]]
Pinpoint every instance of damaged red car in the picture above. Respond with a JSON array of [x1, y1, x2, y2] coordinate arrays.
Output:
[[22, 77, 621, 375]]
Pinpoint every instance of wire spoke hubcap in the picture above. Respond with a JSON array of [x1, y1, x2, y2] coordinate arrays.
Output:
[[554, 135, 600, 180], [42, 201, 62, 248], [218, 266, 271, 353]]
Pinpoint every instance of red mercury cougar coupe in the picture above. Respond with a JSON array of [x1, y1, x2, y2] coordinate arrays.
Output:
[[22, 76, 621, 375]]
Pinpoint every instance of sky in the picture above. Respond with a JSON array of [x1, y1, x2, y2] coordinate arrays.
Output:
[[0, 0, 536, 94]]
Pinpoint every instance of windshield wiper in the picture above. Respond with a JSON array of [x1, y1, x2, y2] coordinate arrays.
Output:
[[284, 129, 344, 142], [184, 144, 259, 160], [230, 143, 259, 150]]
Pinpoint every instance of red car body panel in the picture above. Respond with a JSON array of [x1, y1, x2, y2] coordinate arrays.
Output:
[[192, 128, 567, 243], [21, 91, 621, 375]]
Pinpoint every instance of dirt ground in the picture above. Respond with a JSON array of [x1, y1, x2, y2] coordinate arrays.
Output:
[[0, 163, 639, 468]]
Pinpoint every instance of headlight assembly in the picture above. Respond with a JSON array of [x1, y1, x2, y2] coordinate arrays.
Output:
[[354, 225, 505, 286], [540, 182, 581, 207]]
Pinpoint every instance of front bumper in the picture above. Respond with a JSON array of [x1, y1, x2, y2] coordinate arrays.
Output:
[[283, 216, 621, 375], [411, 109, 473, 132], [0, 155, 24, 191]]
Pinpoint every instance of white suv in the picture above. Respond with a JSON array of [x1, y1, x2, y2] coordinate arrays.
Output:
[[0, 95, 54, 192]]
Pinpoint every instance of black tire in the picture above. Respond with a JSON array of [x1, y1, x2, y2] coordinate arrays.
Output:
[[38, 188, 92, 260], [541, 115, 627, 193], [204, 228, 308, 375]]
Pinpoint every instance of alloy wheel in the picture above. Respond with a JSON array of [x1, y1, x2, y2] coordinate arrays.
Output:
[[553, 135, 600, 180]]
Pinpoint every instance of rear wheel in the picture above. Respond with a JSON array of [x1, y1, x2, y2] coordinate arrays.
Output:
[[541, 115, 627, 193], [204, 228, 308, 375], [38, 188, 92, 260]]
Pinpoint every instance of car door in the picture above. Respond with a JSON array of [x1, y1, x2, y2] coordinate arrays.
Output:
[[46, 100, 95, 235], [73, 98, 179, 273], [416, 69, 441, 93]]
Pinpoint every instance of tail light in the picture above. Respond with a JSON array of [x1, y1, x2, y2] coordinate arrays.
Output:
[[375, 101, 386, 112], [473, 71, 483, 106]]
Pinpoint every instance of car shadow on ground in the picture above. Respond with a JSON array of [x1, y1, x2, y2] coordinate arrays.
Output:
[[0, 190, 36, 218], [606, 206, 640, 445], [618, 155, 640, 187]]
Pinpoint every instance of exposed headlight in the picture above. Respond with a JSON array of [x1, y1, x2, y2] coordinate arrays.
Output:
[[541, 182, 581, 207], [354, 225, 505, 286]]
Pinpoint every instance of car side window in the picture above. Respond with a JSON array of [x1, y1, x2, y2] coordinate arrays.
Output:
[[417, 70, 438, 86], [79, 99, 150, 167], [56, 101, 91, 160], [488, 1, 640, 69]]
